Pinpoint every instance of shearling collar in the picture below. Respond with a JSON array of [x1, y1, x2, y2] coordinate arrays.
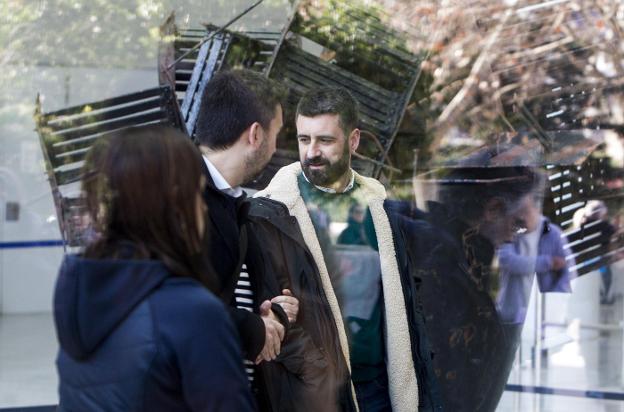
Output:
[[256, 162, 387, 208]]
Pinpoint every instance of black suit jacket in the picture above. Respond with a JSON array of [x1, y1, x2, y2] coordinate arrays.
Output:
[[201, 162, 267, 360]]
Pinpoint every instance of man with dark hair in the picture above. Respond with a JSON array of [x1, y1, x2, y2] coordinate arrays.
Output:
[[196, 69, 284, 152], [245, 87, 442, 411], [294, 87, 360, 190], [194, 70, 298, 379]]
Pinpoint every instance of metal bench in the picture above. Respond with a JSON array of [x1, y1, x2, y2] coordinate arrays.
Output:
[[268, 0, 424, 176], [544, 156, 623, 276], [158, 12, 284, 139], [157, 1, 419, 183], [34, 85, 183, 248]]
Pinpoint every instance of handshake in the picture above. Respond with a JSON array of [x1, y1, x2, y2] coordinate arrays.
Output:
[[257, 289, 299, 364]]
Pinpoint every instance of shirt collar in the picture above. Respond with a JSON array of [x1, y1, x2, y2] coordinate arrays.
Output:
[[301, 169, 355, 194], [202, 155, 244, 198]]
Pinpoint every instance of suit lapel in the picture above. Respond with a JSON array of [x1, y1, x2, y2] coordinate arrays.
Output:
[[203, 168, 239, 268]]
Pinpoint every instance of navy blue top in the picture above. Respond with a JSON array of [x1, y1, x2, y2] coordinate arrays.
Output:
[[54, 254, 255, 411]]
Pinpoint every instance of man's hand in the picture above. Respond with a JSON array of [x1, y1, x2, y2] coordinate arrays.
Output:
[[551, 256, 566, 271], [256, 300, 285, 364], [271, 289, 299, 323]]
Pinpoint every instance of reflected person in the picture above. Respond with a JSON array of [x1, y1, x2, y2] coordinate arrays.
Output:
[[412, 147, 542, 412], [338, 203, 370, 246], [575, 200, 617, 304], [496, 187, 574, 325]]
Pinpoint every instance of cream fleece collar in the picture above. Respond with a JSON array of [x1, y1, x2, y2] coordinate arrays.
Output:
[[256, 162, 386, 205]]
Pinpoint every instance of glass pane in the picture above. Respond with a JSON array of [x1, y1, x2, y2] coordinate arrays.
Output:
[[1, 0, 622, 411]]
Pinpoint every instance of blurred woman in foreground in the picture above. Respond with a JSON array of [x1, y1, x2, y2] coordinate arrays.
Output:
[[53, 125, 254, 411]]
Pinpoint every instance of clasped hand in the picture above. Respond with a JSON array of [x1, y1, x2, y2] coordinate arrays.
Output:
[[256, 289, 299, 364]]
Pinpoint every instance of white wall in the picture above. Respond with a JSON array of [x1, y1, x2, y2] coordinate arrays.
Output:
[[0, 66, 155, 314]]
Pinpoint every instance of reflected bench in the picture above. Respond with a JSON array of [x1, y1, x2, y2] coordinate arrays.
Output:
[[158, 13, 284, 139], [34, 85, 183, 248]]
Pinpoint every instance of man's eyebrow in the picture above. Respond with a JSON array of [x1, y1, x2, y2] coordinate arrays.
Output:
[[296, 133, 336, 139]]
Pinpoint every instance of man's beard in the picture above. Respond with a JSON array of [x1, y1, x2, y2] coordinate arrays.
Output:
[[303, 148, 350, 187], [242, 137, 271, 184]]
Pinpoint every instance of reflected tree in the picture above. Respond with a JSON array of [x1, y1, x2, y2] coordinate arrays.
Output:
[[381, 0, 624, 168]]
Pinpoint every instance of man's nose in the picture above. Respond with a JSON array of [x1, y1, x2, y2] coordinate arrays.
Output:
[[307, 142, 321, 158]]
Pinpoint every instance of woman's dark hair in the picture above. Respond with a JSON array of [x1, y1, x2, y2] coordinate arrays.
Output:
[[81, 124, 215, 290]]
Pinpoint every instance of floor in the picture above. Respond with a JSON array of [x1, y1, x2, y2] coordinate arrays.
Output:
[[0, 314, 57, 408], [497, 391, 624, 412], [0, 278, 622, 411], [497, 289, 624, 411]]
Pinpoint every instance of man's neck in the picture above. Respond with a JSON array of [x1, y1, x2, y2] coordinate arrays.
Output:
[[200, 146, 244, 188], [329, 171, 354, 193]]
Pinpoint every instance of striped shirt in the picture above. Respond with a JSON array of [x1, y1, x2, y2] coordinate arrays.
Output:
[[235, 264, 256, 383]]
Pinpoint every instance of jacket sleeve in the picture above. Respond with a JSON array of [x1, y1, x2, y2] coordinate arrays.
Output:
[[393, 214, 431, 310], [535, 254, 553, 274], [498, 243, 540, 275], [156, 285, 256, 412], [245, 218, 331, 385], [228, 306, 266, 361]]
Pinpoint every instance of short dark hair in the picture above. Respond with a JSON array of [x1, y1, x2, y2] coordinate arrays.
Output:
[[296, 87, 359, 135], [82, 124, 215, 290], [437, 145, 543, 222], [438, 167, 541, 222], [195, 70, 284, 150]]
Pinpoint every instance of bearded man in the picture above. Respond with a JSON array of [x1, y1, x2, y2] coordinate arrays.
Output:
[[243, 87, 441, 412]]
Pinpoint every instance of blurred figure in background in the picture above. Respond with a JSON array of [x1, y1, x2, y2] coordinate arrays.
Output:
[[337, 203, 370, 246], [411, 145, 543, 412], [496, 188, 574, 325], [575, 200, 617, 304], [53, 125, 254, 411]]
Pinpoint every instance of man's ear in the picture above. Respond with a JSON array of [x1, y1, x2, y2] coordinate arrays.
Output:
[[349, 128, 360, 154], [245, 122, 263, 149]]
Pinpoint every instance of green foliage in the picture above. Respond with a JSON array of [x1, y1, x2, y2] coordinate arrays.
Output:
[[290, 0, 418, 92]]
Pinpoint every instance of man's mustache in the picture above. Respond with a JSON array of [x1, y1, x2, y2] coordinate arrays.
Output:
[[304, 157, 329, 167]]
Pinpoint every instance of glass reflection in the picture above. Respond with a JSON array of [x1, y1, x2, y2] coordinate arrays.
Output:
[[2, 0, 624, 410], [300, 177, 385, 383], [496, 192, 575, 326], [411, 145, 554, 411]]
